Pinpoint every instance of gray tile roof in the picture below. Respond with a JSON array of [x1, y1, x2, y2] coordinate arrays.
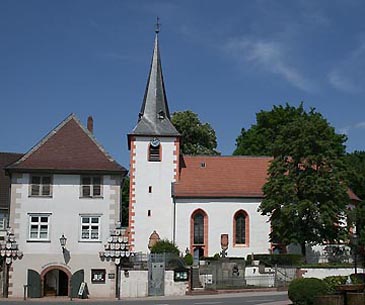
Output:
[[130, 33, 180, 137]]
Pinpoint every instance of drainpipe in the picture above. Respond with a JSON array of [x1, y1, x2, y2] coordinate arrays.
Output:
[[171, 183, 176, 244]]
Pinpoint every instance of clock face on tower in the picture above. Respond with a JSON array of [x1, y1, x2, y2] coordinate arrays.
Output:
[[150, 137, 160, 148]]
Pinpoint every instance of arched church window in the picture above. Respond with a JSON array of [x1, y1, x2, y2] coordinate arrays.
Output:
[[193, 212, 204, 245], [234, 210, 249, 245]]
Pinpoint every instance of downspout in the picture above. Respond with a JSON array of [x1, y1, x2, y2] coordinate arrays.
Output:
[[171, 183, 176, 244]]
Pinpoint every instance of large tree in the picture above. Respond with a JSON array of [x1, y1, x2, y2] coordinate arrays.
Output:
[[171, 110, 220, 155], [235, 103, 349, 257], [344, 151, 365, 264]]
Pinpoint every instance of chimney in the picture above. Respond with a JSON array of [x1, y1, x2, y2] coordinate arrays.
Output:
[[87, 116, 93, 133]]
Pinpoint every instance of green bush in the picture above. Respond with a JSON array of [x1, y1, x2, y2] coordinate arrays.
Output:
[[183, 253, 193, 266], [350, 273, 365, 284], [323, 275, 347, 293], [150, 239, 179, 256], [288, 278, 328, 305]]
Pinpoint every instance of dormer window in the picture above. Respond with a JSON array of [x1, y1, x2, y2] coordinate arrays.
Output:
[[149, 138, 161, 162], [158, 110, 165, 120]]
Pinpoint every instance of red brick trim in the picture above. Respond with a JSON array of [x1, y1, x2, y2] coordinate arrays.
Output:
[[233, 210, 250, 247], [190, 209, 208, 257], [173, 139, 180, 181]]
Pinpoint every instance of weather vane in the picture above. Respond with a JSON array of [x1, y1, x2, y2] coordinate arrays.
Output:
[[155, 16, 161, 34]]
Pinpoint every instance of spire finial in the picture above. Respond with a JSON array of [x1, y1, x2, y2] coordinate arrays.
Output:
[[155, 16, 160, 34]]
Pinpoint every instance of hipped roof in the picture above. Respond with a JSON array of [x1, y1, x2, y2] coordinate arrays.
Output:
[[7, 114, 127, 175]]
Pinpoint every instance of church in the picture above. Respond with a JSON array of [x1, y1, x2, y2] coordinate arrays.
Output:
[[128, 28, 272, 260]]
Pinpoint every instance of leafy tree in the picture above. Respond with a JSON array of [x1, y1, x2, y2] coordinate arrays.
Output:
[[150, 239, 180, 256], [121, 176, 130, 227], [344, 151, 365, 200], [171, 110, 220, 155], [344, 151, 365, 266], [234, 103, 307, 156], [236, 104, 349, 258]]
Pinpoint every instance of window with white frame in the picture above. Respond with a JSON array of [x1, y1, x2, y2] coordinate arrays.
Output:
[[28, 214, 50, 241], [81, 176, 102, 198], [30, 175, 52, 197], [80, 215, 101, 241]]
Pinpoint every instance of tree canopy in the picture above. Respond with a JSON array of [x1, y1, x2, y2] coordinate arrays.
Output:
[[171, 110, 220, 156], [235, 103, 349, 257]]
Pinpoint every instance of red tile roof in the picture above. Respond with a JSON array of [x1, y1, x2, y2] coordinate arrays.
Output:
[[7, 114, 127, 175], [174, 156, 272, 198]]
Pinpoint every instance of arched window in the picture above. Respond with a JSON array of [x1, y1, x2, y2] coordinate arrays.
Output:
[[193, 212, 204, 245], [190, 209, 208, 256], [234, 210, 249, 246]]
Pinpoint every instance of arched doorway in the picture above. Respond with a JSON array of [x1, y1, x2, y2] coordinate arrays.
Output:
[[41, 267, 71, 297]]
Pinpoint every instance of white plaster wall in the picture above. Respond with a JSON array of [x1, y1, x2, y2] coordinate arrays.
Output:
[[302, 268, 357, 279], [132, 137, 178, 253], [9, 173, 121, 298], [175, 198, 271, 257], [120, 270, 187, 298], [120, 271, 148, 298], [164, 271, 188, 296]]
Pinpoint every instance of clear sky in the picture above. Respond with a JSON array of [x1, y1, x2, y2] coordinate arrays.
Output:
[[1, 0, 365, 168]]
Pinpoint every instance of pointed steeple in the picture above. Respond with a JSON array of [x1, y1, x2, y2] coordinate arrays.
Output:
[[130, 24, 180, 137]]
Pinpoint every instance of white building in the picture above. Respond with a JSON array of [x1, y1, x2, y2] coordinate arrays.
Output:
[[6, 114, 127, 298], [128, 30, 272, 259]]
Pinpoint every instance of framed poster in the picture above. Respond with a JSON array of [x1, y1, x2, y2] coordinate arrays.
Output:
[[91, 269, 106, 284]]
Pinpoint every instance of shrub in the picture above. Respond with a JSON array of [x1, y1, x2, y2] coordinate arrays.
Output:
[[288, 278, 328, 305], [184, 253, 193, 266], [150, 239, 179, 256], [350, 273, 365, 284], [323, 275, 347, 293]]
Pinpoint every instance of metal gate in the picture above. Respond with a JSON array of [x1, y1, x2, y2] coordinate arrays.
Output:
[[148, 254, 165, 296]]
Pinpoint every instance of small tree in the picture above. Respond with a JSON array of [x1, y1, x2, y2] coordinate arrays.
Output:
[[150, 239, 180, 256], [172, 110, 220, 155]]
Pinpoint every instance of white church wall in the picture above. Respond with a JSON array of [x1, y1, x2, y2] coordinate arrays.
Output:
[[175, 198, 271, 258], [131, 137, 178, 253]]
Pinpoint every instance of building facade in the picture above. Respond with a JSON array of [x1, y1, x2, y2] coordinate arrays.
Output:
[[6, 114, 127, 298], [128, 30, 271, 258]]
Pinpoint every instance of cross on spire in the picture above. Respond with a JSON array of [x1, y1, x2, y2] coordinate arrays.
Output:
[[155, 17, 160, 34]]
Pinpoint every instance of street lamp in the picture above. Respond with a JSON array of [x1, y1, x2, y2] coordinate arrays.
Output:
[[352, 231, 358, 276], [59, 234, 67, 250]]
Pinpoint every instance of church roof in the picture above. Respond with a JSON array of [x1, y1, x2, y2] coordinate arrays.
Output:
[[6, 114, 127, 175], [174, 155, 361, 201], [130, 32, 179, 137], [173, 156, 272, 198]]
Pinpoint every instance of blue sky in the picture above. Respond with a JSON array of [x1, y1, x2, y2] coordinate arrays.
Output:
[[1, 0, 365, 168]]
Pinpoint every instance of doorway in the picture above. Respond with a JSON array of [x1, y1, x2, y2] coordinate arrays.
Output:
[[43, 269, 69, 296]]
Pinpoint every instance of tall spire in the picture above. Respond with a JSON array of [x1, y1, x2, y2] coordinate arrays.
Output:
[[130, 20, 179, 136]]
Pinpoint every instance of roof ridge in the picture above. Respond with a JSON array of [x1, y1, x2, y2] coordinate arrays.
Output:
[[71, 115, 120, 166], [9, 113, 76, 167]]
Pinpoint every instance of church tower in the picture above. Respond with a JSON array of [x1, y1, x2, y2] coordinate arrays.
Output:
[[128, 26, 181, 253]]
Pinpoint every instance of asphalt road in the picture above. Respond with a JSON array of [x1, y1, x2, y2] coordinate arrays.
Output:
[[0, 291, 290, 305]]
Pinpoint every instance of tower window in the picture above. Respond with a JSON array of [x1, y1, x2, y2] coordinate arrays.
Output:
[[148, 138, 161, 162], [149, 186, 152, 193]]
